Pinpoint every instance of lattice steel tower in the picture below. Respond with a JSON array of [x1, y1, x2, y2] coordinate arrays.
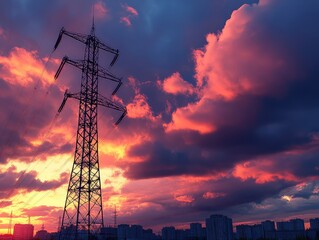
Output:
[[54, 22, 126, 240]]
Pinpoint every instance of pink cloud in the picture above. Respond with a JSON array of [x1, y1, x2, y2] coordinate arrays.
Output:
[[166, 0, 297, 134], [174, 194, 194, 203], [233, 159, 299, 184], [121, 17, 132, 27], [93, 1, 108, 19], [120, 4, 138, 27], [159, 72, 196, 96], [165, 99, 217, 134], [203, 191, 226, 199], [125, 5, 138, 16], [126, 76, 157, 120], [193, 2, 295, 101]]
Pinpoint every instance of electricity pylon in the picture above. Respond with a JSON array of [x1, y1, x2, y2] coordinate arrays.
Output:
[[54, 22, 127, 240]]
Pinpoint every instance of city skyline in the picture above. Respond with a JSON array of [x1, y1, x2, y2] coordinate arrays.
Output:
[[1, 0, 319, 235], [4, 213, 319, 240]]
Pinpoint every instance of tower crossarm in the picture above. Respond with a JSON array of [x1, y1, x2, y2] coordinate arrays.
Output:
[[54, 27, 88, 51], [58, 91, 127, 125], [97, 41, 119, 66], [97, 94, 127, 125], [54, 56, 84, 80], [97, 66, 122, 95]]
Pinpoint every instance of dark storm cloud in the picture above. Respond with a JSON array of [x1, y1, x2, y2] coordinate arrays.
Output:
[[117, 176, 295, 228], [0, 166, 68, 199], [126, 0, 319, 182], [0, 77, 73, 163]]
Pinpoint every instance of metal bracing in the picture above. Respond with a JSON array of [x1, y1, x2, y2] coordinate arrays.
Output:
[[54, 24, 126, 240]]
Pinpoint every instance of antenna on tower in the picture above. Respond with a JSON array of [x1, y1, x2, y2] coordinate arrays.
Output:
[[114, 205, 117, 227], [28, 215, 31, 225], [7, 211, 12, 235]]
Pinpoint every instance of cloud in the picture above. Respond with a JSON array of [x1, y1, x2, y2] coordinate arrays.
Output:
[[0, 166, 68, 199], [126, 0, 319, 187], [125, 5, 138, 16], [93, 1, 108, 20], [121, 17, 132, 27], [0, 47, 54, 86], [120, 4, 138, 27], [22, 205, 59, 217], [159, 72, 196, 96], [126, 76, 157, 120], [0, 201, 12, 208]]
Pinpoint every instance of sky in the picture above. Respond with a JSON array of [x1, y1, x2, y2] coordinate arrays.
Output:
[[1, 0, 319, 234]]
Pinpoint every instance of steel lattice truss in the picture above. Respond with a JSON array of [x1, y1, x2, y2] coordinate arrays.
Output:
[[54, 25, 126, 240]]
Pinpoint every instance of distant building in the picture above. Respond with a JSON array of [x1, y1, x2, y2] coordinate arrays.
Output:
[[162, 226, 176, 240], [206, 214, 233, 240], [34, 229, 50, 240], [129, 225, 143, 240], [13, 224, 34, 240], [118, 224, 130, 240], [34, 224, 50, 240], [175, 229, 187, 240], [290, 218, 305, 231], [236, 225, 252, 239], [310, 218, 319, 230], [276, 221, 294, 231], [276, 219, 305, 240], [251, 224, 263, 240], [189, 223, 204, 240], [143, 228, 159, 240], [100, 226, 117, 240], [261, 220, 276, 239]]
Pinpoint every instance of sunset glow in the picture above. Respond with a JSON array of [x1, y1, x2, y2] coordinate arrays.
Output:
[[1, 0, 319, 236]]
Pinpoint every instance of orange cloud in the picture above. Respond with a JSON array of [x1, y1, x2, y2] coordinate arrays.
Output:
[[203, 191, 226, 199], [0, 47, 54, 86], [165, 98, 216, 134], [174, 194, 194, 204], [126, 76, 157, 120], [233, 159, 299, 184], [159, 72, 196, 96], [193, 3, 293, 101]]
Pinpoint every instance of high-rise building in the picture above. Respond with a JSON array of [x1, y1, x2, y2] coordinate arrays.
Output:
[[118, 224, 130, 240], [261, 220, 275, 232], [310, 218, 319, 230], [236, 225, 252, 240], [261, 220, 276, 239], [251, 224, 263, 239], [189, 223, 203, 239], [129, 225, 143, 240], [290, 218, 305, 231], [276, 221, 294, 231], [175, 229, 187, 240], [206, 214, 233, 240], [13, 224, 34, 240], [162, 226, 176, 240], [276, 219, 305, 240], [100, 226, 117, 240]]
